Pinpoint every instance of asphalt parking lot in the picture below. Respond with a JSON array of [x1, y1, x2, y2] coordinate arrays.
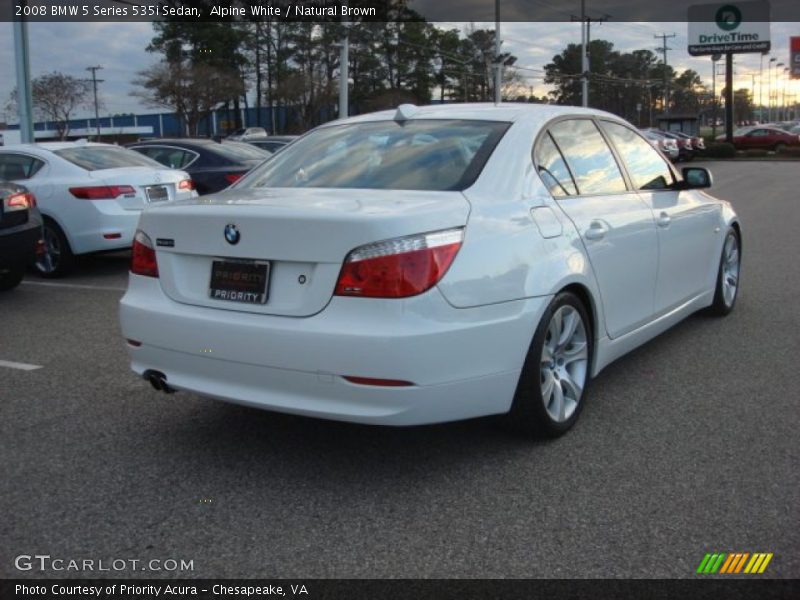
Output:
[[1, 161, 798, 579]]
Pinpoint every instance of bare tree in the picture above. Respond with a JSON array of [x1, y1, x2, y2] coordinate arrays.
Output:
[[6, 72, 93, 140], [133, 60, 245, 136]]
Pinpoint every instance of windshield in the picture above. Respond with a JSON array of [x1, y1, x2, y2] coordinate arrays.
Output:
[[237, 119, 510, 192], [54, 146, 162, 171]]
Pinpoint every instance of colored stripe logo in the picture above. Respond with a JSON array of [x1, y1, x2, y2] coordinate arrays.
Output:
[[696, 552, 773, 574]]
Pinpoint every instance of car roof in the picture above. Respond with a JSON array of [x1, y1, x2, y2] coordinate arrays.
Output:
[[331, 103, 621, 128], [0, 141, 118, 153], [130, 138, 218, 146]]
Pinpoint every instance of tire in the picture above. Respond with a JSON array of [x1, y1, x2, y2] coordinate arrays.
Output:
[[0, 265, 25, 291], [34, 219, 74, 278], [774, 143, 786, 153], [707, 227, 741, 316], [508, 291, 593, 438]]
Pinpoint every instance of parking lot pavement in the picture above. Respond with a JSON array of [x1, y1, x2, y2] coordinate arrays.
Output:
[[1, 161, 798, 579]]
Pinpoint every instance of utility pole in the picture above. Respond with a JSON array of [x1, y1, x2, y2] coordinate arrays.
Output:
[[13, 4, 34, 144], [494, 0, 502, 103], [86, 65, 103, 139], [338, 3, 349, 119], [654, 33, 676, 115], [571, 1, 589, 107]]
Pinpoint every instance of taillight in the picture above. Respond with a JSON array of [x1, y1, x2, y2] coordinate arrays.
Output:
[[130, 230, 158, 278], [335, 228, 463, 298], [69, 185, 136, 199], [224, 173, 244, 184], [3, 191, 36, 211], [178, 179, 195, 191]]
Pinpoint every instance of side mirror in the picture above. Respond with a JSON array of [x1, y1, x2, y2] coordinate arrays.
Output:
[[681, 167, 713, 189]]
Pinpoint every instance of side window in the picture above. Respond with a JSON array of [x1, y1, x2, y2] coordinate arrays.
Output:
[[548, 119, 627, 195], [602, 122, 674, 191], [0, 153, 45, 180], [534, 133, 577, 197]]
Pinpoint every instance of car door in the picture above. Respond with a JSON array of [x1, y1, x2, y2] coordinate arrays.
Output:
[[600, 121, 720, 315], [541, 118, 658, 339], [745, 129, 769, 148]]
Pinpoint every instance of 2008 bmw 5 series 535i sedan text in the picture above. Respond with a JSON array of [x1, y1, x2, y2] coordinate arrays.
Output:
[[119, 103, 741, 437]]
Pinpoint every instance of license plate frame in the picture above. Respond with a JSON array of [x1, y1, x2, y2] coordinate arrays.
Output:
[[145, 185, 169, 202], [209, 259, 270, 305]]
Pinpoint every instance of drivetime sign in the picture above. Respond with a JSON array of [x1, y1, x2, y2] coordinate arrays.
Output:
[[688, 1, 771, 56], [792, 37, 800, 80]]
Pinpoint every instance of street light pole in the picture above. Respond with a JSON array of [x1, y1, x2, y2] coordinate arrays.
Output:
[[768, 57, 776, 122], [776, 63, 785, 121], [494, 0, 502, 103]]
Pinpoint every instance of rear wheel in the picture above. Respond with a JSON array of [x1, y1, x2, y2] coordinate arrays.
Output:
[[508, 291, 592, 438], [0, 265, 25, 291], [774, 142, 786, 153], [34, 219, 74, 278], [708, 228, 741, 316]]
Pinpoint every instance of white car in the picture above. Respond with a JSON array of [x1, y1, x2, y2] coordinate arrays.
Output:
[[119, 104, 741, 437], [0, 142, 197, 276]]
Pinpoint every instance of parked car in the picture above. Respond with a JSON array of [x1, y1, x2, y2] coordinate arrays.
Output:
[[120, 104, 741, 438], [671, 131, 706, 155], [653, 130, 695, 161], [245, 135, 299, 154], [0, 181, 43, 291], [641, 129, 679, 162], [127, 139, 268, 195], [226, 127, 268, 141], [720, 126, 800, 151], [0, 142, 196, 277]]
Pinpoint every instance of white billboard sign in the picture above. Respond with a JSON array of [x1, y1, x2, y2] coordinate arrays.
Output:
[[688, 1, 771, 56]]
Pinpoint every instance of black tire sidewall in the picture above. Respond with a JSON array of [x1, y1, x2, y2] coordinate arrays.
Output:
[[711, 228, 740, 315], [0, 265, 25, 291], [510, 291, 593, 437]]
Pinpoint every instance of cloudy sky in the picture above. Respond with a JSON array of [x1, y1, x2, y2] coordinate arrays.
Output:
[[0, 20, 797, 123]]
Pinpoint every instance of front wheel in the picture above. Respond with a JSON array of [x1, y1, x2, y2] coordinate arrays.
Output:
[[34, 219, 74, 278], [708, 228, 741, 316], [508, 292, 593, 438]]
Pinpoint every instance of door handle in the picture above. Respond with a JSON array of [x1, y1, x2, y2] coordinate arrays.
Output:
[[584, 220, 608, 240], [656, 212, 671, 228]]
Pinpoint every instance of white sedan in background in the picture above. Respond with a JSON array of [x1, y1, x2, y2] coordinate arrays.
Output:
[[0, 142, 196, 276], [120, 104, 741, 437]]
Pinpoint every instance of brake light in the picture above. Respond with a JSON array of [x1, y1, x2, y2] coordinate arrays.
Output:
[[69, 185, 136, 199], [224, 173, 244, 184], [130, 230, 158, 278], [178, 179, 195, 191], [3, 191, 36, 211], [335, 228, 463, 298]]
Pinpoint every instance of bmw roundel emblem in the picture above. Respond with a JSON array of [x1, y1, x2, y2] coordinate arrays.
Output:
[[224, 224, 240, 245]]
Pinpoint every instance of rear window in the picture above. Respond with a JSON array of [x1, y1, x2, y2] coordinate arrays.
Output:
[[54, 146, 161, 171], [214, 142, 270, 162], [238, 119, 510, 192]]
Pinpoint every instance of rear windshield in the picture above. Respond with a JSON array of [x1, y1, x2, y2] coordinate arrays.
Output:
[[214, 142, 270, 162], [54, 146, 161, 171], [238, 119, 510, 191]]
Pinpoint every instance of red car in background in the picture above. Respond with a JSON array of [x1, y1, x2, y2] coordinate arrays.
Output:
[[724, 126, 800, 151]]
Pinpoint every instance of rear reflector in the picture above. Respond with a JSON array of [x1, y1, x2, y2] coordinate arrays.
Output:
[[130, 230, 158, 278], [342, 376, 414, 387], [335, 228, 463, 298], [103, 233, 122, 240], [224, 173, 244, 184], [178, 179, 195, 191], [69, 185, 136, 199], [4, 191, 36, 211]]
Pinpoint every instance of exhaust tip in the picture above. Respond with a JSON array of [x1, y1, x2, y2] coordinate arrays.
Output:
[[143, 369, 175, 394]]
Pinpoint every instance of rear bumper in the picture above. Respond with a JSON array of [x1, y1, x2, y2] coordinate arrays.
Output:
[[119, 275, 549, 425], [0, 220, 41, 270]]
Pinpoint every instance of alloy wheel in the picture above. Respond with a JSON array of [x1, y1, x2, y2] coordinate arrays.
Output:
[[540, 305, 589, 423], [35, 225, 61, 275], [722, 233, 740, 307]]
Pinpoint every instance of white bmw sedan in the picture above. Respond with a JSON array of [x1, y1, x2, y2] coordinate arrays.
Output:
[[0, 142, 197, 276], [119, 104, 741, 437]]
